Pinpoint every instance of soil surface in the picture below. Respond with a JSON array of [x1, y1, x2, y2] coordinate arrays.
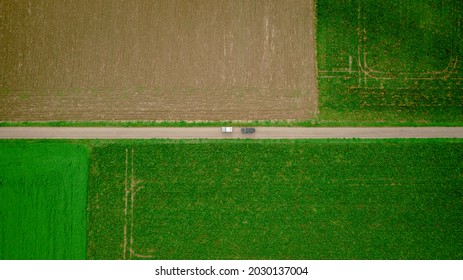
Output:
[[0, 0, 318, 121]]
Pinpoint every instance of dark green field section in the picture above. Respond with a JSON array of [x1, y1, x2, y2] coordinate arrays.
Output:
[[88, 140, 463, 260], [317, 0, 463, 124], [0, 141, 88, 260]]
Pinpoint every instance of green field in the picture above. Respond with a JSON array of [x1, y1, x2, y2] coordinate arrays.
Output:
[[317, 0, 463, 124], [0, 141, 88, 259], [87, 139, 463, 259]]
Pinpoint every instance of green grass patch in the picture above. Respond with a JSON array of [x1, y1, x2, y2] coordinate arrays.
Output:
[[0, 140, 89, 259], [87, 139, 463, 259], [317, 0, 463, 124]]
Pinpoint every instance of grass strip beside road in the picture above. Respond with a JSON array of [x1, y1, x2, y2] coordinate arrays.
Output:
[[1, 120, 462, 127]]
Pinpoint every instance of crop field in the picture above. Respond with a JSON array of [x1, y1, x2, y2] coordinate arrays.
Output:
[[0, 141, 88, 259], [88, 139, 463, 259], [0, 0, 317, 121], [317, 0, 463, 124]]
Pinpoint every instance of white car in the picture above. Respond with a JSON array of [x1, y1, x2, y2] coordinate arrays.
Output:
[[221, 127, 233, 133]]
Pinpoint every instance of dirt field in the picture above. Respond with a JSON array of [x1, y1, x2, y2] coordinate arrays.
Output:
[[0, 0, 318, 121]]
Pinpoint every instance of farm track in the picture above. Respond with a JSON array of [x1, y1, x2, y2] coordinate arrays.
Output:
[[0, 127, 462, 139]]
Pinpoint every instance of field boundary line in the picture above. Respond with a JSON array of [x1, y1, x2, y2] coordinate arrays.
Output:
[[357, 0, 363, 87], [357, 0, 461, 80], [123, 148, 129, 260], [123, 147, 153, 260], [129, 148, 134, 259]]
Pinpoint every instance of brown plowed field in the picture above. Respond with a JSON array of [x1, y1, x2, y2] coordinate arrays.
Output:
[[0, 0, 317, 121]]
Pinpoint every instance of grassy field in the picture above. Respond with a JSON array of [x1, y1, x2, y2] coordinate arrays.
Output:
[[87, 139, 463, 259], [317, 0, 463, 124], [0, 141, 88, 259]]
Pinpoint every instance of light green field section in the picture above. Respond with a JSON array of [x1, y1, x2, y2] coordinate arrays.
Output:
[[88, 139, 463, 259], [0, 141, 88, 259]]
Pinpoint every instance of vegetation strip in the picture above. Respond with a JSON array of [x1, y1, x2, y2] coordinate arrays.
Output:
[[1, 120, 463, 127]]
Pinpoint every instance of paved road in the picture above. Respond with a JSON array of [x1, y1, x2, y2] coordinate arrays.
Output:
[[0, 127, 462, 139]]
